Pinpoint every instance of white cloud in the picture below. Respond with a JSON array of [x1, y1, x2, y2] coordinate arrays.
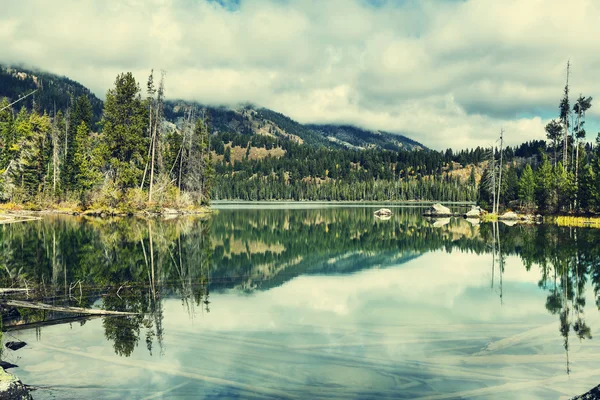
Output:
[[1, 0, 598, 149]]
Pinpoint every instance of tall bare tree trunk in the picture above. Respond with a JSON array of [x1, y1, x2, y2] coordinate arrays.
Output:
[[148, 71, 165, 203], [491, 146, 496, 214], [574, 109, 581, 211], [563, 62, 570, 170], [496, 129, 504, 214], [52, 103, 59, 196], [149, 123, 156, 202], [141, 102, 152, 190]]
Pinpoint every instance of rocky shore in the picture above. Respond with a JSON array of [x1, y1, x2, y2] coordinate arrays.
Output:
[[0, 368, 32, 400]]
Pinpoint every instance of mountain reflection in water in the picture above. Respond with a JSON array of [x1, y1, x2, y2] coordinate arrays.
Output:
[[1, 205, 600, 399]]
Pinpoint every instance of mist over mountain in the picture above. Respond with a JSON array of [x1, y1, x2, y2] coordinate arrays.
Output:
[[0, 64, 425, 152]]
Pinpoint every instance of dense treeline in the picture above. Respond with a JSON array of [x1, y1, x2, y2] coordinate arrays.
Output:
[[0, 71, 213, 210], [208, 131, 547, 202], [214, 174, 476, 202]]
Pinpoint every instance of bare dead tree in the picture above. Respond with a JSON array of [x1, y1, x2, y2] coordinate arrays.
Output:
[[495, 129, 504, 214], [52, 102, 60, 195], [149, 71, 166, 203], [141, 70, 156, 190], [0, 89, 38, 112]]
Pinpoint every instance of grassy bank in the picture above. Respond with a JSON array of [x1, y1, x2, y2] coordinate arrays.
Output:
[[556, 216, 600, 228], [0, 201, 211, 217]]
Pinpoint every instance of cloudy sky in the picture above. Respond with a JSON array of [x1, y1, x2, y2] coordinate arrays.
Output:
[[1, 0, 598, 149]]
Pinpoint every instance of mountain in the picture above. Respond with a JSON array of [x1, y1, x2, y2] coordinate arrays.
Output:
[[0, 64, 104, 124], [307, 124, 425, 151], [0, 64, 426, 151], [164, 100, 427, 151]]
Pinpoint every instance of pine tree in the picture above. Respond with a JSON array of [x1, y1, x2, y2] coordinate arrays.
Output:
[[535, 155, 555, 213], [518, 164, 536, 210], [578, 165, 596, 212], [554, 162, 575, 212], [63, 95, 94, 192], [73, 122, 105, 199], [545, 119, 563, 166], [102, 73, 148, 190]]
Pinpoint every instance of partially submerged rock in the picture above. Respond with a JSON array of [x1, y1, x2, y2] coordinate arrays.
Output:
[[464, 206, 482, 218], [498, 211, 519, 220], [373, 208, 393, 217], [572, 383, 600, 399], [423, 203, 453, 217], [5, 342, 26, 352], [0, 361, 18, 370], [0, 368, 31, 400]]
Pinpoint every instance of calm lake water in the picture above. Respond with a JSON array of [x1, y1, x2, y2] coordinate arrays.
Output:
[[2, 204, 600, 399]]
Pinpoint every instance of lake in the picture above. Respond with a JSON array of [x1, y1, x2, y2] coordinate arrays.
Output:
[[1, 204, 600, 399]]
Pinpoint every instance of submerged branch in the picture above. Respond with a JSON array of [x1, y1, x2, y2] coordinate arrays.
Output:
[[1, 300, 138, 316]]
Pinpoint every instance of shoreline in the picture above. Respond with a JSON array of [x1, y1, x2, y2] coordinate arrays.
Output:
[[0, 205, 212, 219], [2, 201, 600, 229]]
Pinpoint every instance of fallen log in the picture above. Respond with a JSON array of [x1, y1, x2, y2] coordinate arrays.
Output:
[[0, 214, 42, 225], [1, 300, 137, 316], [0, 288, 31, 295], [3, 315, 99, 332]]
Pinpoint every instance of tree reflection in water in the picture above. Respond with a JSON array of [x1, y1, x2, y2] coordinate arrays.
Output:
[[1, 207, 600, 367], [0, 215, 212, 358], [487, 221, 599, 374]]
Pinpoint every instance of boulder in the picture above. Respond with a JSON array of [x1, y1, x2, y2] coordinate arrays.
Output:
[[0, 368, 32, 400], [0, 362, 18, 370], [498, 211, 519, 220], [373, 208, 393, 217], [464, 206, 482, 218], [5, 342, 26, 352], [424, 203, 452, 217], [572, 383, 600, 399]]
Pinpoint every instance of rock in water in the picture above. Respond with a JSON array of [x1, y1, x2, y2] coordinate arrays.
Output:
[[499, 211, 519, 220], [0, 368, 32, 400], [0, 361, 18, 370], [5, 342, 26, 351], [373, 208, 393, 217], [424, 203, 452, 216], [464, 206, 482, 217]]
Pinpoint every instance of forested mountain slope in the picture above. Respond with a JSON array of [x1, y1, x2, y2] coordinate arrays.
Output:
[[0, 64, 103, 124], [164, 100, 426, 151], [307, 124, 424, 151]]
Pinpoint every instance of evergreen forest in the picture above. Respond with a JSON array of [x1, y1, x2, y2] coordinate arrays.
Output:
[[1, 64, 600, 215]]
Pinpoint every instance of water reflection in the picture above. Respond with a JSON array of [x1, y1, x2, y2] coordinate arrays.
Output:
[[1, 206, 600, 398], [1, 216, 211, 358]]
